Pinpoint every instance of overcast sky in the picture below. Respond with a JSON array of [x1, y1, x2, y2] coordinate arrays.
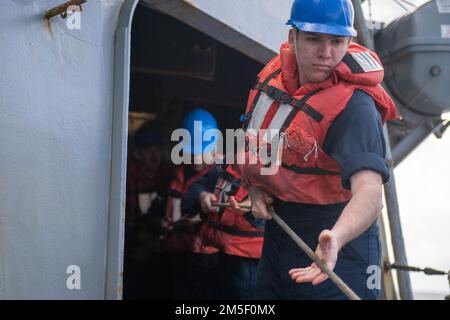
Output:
[[362, 0, 431, 24], [362, 0, 449, 298]]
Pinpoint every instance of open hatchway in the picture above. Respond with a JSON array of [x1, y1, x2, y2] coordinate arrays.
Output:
[[123, 3, 263, 299]]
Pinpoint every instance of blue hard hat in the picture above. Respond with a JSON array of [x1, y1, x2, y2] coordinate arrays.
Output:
[[181, 108, 218, 155], [286, 0, 357, 37]]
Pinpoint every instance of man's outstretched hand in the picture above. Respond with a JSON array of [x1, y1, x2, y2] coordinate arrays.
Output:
[[288, 229, 340, 286]]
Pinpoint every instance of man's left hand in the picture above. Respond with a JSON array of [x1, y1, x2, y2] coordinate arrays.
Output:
[[288, 229, 340, 286], [229, 196, 251, 214]]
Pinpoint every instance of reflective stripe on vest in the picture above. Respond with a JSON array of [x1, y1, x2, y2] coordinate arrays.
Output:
[[246, 71, 323, 144], [244, 74, 337, 176], [242, 69, 281, 130]]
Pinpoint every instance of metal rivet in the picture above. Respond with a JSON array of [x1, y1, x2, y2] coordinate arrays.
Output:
[[430, 65, 441, 77]]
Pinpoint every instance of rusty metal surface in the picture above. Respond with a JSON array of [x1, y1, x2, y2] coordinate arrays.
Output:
[[44, 0, 87, 20]]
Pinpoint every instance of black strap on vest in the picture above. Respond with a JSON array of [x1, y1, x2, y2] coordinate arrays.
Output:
[[280, 89, 321, 133], [216, 170, 242, 217], [168, 189, 182, 198], [207, 221, 264, 238], [280, 163, 339, 175], [242, 69, 282, 130], [244, 70, 339, 177], [254, 82, 324, 123], [261, 89, 337, 176], [342, 53, 365, 74], [222, 169, 239, 185], [254, 88, 333, 175]]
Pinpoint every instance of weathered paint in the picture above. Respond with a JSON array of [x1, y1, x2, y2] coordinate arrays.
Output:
[[0, 0, 126, 299], [105, 0, 138, 300], [0, 0, 292, 299]]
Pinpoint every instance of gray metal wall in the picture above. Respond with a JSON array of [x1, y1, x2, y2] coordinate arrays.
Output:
[[0, 0, 126, 299], [0, 0, 291, 299]]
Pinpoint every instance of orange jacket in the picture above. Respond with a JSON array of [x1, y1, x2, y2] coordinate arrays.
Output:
[[200, 165, 264, 259], [164, 165, 218, 254], [237, 42, 397, 204]]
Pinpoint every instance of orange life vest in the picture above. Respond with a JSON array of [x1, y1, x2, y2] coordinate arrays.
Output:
[[199, 165, 264, 259], [237, 42, 398, 205], [164, 165, 218, 254]]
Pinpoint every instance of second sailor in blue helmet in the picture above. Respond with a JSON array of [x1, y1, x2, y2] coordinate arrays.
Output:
[[179, 108, 220, 172], [165, 108, 221, 299]]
